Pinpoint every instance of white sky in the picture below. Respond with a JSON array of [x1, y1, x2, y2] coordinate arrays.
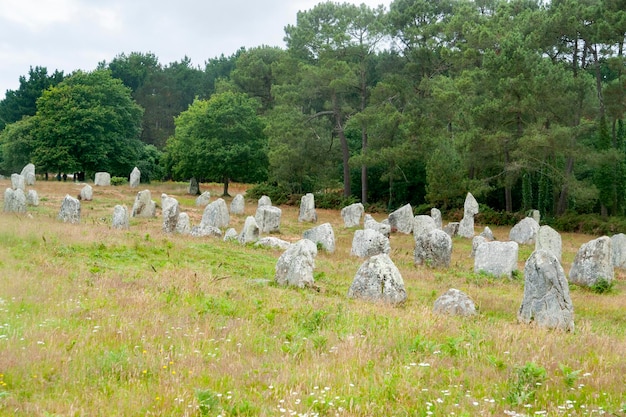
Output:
[[0, 0, 391, 100]]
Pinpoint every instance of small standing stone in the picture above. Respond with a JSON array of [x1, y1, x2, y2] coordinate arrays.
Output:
[[443, 222, 460, 237], [255, 205, 281, 233], [431, 208, 442, 229], [20, 163, 36, 185], [414, 229, 453, 268], [535, 225, 562, 262], [470, 235, 488, 258], [388, 204, 413, 234], [255, 237, 292, 250], [347, 254, 406, 304], [474, 241, 519, 278], [131, 190, 156, 218], [26, 189, 39, 206], [364, 214, 391, 237], [223, 228, 238, 242], [112, 205, 129, 230], [303, 223, 335, 253], [433, 289, 477, 317], [569, 236, 614, 287], [458, 192, 479, 238], [350, 229, 390, 258], [275, 239, 318, 288], [188, 177, 200, 195], [161, 194, 180, 233], [298, 193, 317, 222], [176, 213, 191, 235], [11, 174, 25, 191], [230, 194, 245, 215], [509, 217, 540, 245], [195, 191, 211, 207], [479, 226, 494, 241], [58, 195, 80, 224], [130, 167, 141, 188], [94, 172, 111, 186], [190, 224, 223, 238], [258, 195, 272, 207], [3, 188, 26, 213], [80, 184, 93, 201], [238, 216, 260, 244], [341, 203, 364, 227], [611, 233, 626, 269]]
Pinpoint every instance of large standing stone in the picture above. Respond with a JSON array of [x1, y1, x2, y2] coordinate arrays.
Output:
[[474, 241, 519, 278], [458, 192, 479, 238], [350, 229, 390, 258], [364, 214, 391, 238], [132, 190, 156, 218], [94, 172, 111, 186], [129, 167, 141, 188], [509, 217, 540, 245], [112, 205, 129, 230], [230, 194, 245, 215], [298, 193, 317, 222], [3, 188, 26, 213], [80, 184, 93, 201], [188, 177, 200, 195], [388, 204, 413, 234], [535, 225, 562, 262], [176, 213, 191, 235], [275, 239, 318, 288], [26, 189, 39, 206], [413, 215, 437, 239], [11, 174, 25, 191], [414, 229, 453, 268], [347, 254, 407, 304], [431, 208, 442, 229], [518, 250, 574, 332], [255, 205, 281, 233], [433, 289, 477, 317], [195, 191, 211, 207], [569, 236, 614, 287], [611, 233, 626, 269], [161, 194, 180, 233], [258, 195, 272, 207], [303, 223, 335, 253], [341, 203, 364, 227], [20, 163, 35, 185], [238, 216, 260, 244], [200, 198, 230, 229], [58, 195, 81, 224], [255, 237, 292, 250]]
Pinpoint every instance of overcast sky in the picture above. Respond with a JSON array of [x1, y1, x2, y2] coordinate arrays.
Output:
[[0, 0, 391, 100]]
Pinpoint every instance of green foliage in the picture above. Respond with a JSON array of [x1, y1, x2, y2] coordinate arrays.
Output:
[[559, 363, 582, 388], [196, 388, 221, 415], [245, 182, 291, 206], [590, 278, 615, 295], [110, 177, 128, 186], [475, 205, 524, 226], [507, 362, 547, 406], [552, 213, 626, 235], [314, 191, 358, 210]]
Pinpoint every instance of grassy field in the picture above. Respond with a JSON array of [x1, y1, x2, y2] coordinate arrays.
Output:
[[0, 179, 625, 417]]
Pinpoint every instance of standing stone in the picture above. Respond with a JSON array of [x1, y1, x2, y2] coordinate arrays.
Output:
[[531, 209, 541, 224], [58, 195, 80, 224], [569, 236, 614, 287], [255, 205, 281, 233], [112, 205, 129, 230], [20, 163, 36, 185], [188, 177, 200, 195], [474, 241, 519, 278], [303, 223, 335, 253], [94, 172, 111, 186], [413, 215, 437, 239], [161, 194, 180, 233], [132, 190, 156, 218], [480, 226, 494, 241], [414, 229, 453, 268], [230, 194, 245, 215], [458, 192, 479, 238], [348, 254, 407, 304], [129, 167, 141, 188], [433, 289, 477, 317], [275, 239, 318, 288], [195, 191, 211, 207], [26, 189, 39, 206], [518, 250, 574, 332], [350, 229, 390, 258], [258, 195, 272, 207], [190, 223, 223, 238], [431, 208, 442, 229], [298, 193, 317, 222], [175, 213, 191, 235], [238, 216, 260, 244], [223, 228, 238, 242], [200, 198, 230, 229], [611, 233, 626, 269], [80, 184, 93, 201], [470, 235, 488, 258], [255, 237, 292, 250], [341, 203, 364, 227], [11, 174, 25, 191], [3, 188, 26, 213], [364, 214, 391, 238], [509, 217, 540, 244], [388, 204, 413, 234], [535, 225, 562, 262], [443, 222, 460, 237]]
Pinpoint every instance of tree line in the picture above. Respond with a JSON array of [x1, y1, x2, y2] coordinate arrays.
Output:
[[1, 0, 625, 218]]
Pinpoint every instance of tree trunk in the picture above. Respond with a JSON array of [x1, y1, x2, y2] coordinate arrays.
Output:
[[361, 127, 368, 204], [223, 177, 230, 197], [556, 157, 574, 215], [332, 91, 350, 198]]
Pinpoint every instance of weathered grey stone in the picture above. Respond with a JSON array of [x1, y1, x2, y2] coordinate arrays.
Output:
[[341, 203, 364, 227], [131, 190, 156, 218], [364, 214, 390, 238], [569, 236, 614, 287], [413, 215, 437, 239], [112, 205, 129, 230], [188, 177, 199, 195], [275, 239, 317, 288], [255, 205, 281, 233], [3, 188, 26, 213], [431, 208, 442, 229], [303, 222, 335, 253], [230, 194, 245, 215], [80, 184, 93, 201], [195, 191, 211, 207], [414, 229, 453, 268], [255, 237, 291, 250], [535, 225, 562, 262], [518, 250, 574, 331], [480, 226, 494, 241], [161, 194, 180, 233], [443, 222, 460, 237], [298, 193, 317, 222], [175, 212, 191, 235], [433, 288, 477, 317], [20, 163, 35, 185], [224, 228, 238, 242], [94, 172, 111, 186], [129, 167, 141, 188], [200, 198, 230, 229], [470, 235, 488, 258], [26, 189, 38, 206], [350, 229, 390, 258], [509, 217, 540, 245], [190, 224, 223, 238], [458, 192, 479, 238], [530, 209, 541, 224], [11, 174, 25, 191], [258, 195, 272, 207], [474, 241, 518, 278], [388, 204, 413, 234], [238, 216, 260, 244], [611, 233, 626, 269], [347, 254, 406, 304], [58, 194, 80, 223]]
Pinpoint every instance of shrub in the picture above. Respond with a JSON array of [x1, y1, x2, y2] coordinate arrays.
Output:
[[313, 191, 357, 210], [590, 277, 615, 294], [507, 362, 546, 405], [552, 212, 626, 235], [245, 182, 291, 205], [110, 176, 128, 186]]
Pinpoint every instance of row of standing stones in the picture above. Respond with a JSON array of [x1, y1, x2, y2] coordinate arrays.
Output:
[[4, 167, 622, 332]]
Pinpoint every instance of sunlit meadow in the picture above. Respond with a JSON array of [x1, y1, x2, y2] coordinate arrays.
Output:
[[0, 179, 625, 416]]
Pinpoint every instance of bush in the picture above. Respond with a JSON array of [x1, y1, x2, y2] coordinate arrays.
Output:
[[552, 212, 626, 235], [110, 176, 128, 186], [245, 182, 291, 205], [475, 205, 524, 226], [313, 191, 358, 210], [590, 277, 615, 294]]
